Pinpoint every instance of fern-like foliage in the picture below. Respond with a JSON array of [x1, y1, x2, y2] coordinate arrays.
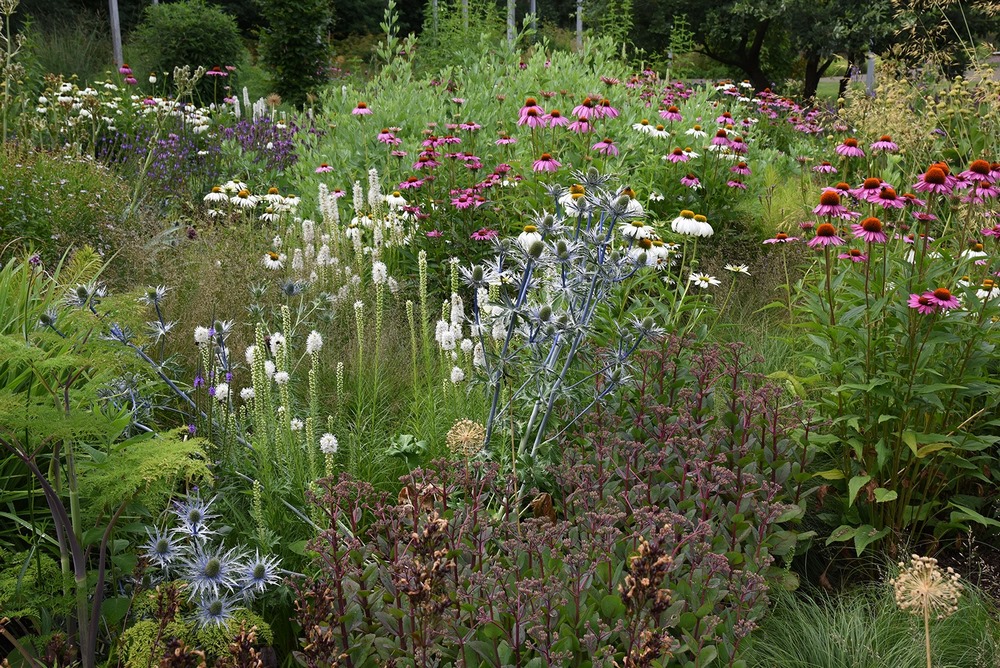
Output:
[[77, 428, 211, 518]]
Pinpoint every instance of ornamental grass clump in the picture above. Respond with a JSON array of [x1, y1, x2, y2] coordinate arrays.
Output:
[[891, 555, 963, 668]]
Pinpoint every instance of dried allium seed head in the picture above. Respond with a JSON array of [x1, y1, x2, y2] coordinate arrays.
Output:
[[445, 419, 485, 459], [891, 554, 963, 620]]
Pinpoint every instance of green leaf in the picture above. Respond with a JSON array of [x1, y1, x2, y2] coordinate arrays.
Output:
[[902, 431, 918, 456], [101, 596, 131, 627], [826, 525, 857, 545], [599, 594, 626, 619], [853, 525, 889, 555], [848, 475, 871, 506], [698, 645, 719, 666], [814, 469, 846, 480], [873, 488, 898, 503], [916, 443, 952, 458], [949, 503, 1000, 528]]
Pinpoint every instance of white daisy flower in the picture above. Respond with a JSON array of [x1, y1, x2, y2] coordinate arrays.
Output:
[[724, 263, 751, 275], [262, 251, 286, 270], [689, 273, 721, 288]]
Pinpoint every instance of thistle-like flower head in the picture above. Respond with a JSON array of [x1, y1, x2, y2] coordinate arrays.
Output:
[[891, 554, 963, 620]]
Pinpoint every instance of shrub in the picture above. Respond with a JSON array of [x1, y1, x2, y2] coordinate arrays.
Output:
[[130, 0, 245, 102], [256, 0, 333, 107]]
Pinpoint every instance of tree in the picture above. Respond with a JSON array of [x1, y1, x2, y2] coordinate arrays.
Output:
[[256, 0, 333, 107]]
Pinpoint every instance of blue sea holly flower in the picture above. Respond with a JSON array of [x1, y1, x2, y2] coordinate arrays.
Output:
[[171, 494, 218, 542], [195, 594, 237, 628], [242, 551, 282, 596], [143, 528, 179, 569], [183, 545, 243, 598]]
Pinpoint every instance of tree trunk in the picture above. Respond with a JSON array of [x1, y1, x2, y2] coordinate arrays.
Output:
[[803, 56, 822, 100]]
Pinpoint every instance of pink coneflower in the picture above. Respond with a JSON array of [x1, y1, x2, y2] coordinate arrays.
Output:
[[470, 228, 499, 241], [813, 161, 838, 174], [901, 192, 926, 207], [440, 134, 462, 145], [872, 187, 906, 209], [398, 176, 425, 189], [853, 177, 886, 202], [836, 137, 865, 157], [925, 287, 961, 310], [413, 154, 440, 170], [495, 133, 517, 145], [730, 161, 751, 176], [205, 66, 228, 77], [332, 189, 346, 199], [315, 163, 332, 173], [870, 135, 899, 152], [962, 180, 999, 204], [715, 111, 734, 124], [763, 232, 800, 244], [572, 97, 597, 118], [426, 230, 443, 238], [390, 150, 407, 158], [680, 173, 701, 189], [532, 153, 561, 172], [808, 223, 845, 247], [660, 105, 683, 122], [119, 63, 132, 75], [597, 98, 619, 119], [727, 179, 747, 189], [839, 249, 869, 262], [377, 129, 401, 145], [851, 217, 888, 243], [981, 223, 1000, 237], [959, 159, 995, 184], [665, 148, 689, 163], [518, 96, 544, 122], [519, 107, 546, 128], [352, 101, 373, 115], [545, 109, 570, 127], [452, 194, 474, 209], [124, 76, 138, 85], [710, 129, 730, 146], [913, 165, 953, 195], [459, 121, 481, 132], [567, 116, 592, 133], [813, 190, 852, 218], [908, 293, 938, 314], [592, 138, 619, 156]]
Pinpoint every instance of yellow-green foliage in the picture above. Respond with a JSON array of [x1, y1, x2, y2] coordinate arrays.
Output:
[[119, 611, 272, 667], [78, 428, 213, 519], [0, 548, 71, 619]]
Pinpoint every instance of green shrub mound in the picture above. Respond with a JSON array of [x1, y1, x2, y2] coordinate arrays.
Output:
[[130, 0, 245, 101]]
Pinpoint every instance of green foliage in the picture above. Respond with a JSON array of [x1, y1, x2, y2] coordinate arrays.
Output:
[[256, 0, 333, 107], [743, 586, 1000, 668], [130, 0, 245, 102], [77, 428, 211, 521], [0, 139, 130, 261], [119, 610, 273, 667], [0, 548, 69, 619]]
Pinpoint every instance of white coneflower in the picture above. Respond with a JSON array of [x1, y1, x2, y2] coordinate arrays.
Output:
[[385, 191, 406, 209], [268, 332, 286, 356], [685, 125, 707, 138], [306, 330, 323, 355], [214, 383, 230, 402], [689, 273, 721, 288], [289, 418, 303, 431], [671, 210, 713, 237], [620, 219, 654, 240], [516, 224, 543, 252], [194, 326, 211, 345], [204, 186, 229, 203], [262, 251, 286, 270], [320, 433, 338, 454], [372, 261, 388, 284], [231, 189, 258, 208], [724, 263, 751, 275], [240, 387, 255, 401], [450, 366, 466, 383], [274, 371, 290, 385]]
